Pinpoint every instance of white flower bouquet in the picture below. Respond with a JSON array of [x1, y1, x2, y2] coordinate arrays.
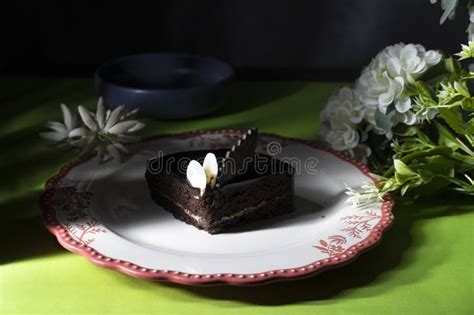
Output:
[[320, 42, 474, 201]]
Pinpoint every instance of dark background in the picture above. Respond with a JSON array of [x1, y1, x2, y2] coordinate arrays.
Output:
[[0, 0, 469, 80]]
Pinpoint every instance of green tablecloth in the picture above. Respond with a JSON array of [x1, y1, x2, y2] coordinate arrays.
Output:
[[1, 77, 473, 315]]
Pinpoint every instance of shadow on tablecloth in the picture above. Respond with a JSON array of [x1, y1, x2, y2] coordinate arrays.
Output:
[[0, 213, 64, 264], [159, 193, 473, 305]]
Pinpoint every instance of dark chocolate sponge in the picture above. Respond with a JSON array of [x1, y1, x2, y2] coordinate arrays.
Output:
[[145, 130, 294, 234]]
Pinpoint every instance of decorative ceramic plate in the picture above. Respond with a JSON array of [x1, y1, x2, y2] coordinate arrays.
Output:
[[41, 130, 394, 285]]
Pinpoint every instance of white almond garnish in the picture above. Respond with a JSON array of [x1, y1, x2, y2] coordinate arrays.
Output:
[[186, 152, 219, 196], [203, 153, 218, 188], [186, 160, 207, 196]]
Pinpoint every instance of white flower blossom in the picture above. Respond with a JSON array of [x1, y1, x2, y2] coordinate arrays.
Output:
[[431, 0, 472, 41], [40, 104, 83, 147], [356, 64, 406, 112], [382, 43, 441, 81], [320, 88, 371, 161], [40, 98, 145, 162], [395, 111, 419, 126], [355, 43, 442, 135], [431, 0, 459, 22], [468, 6, 474, 41]]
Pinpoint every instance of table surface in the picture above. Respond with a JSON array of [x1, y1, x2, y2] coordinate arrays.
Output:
[[1, 77, 473, 315]]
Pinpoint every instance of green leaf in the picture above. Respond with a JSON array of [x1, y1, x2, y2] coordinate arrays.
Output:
[[438, 107, 466, 135], [461, 97, 474, 111], [419, 156, 455, 177], [418, 169, 435, 183], [395, 140, 419, 153], [401, 184, 411, 196], [394, 159, 416, 176], [435, 122, 461, 150], [405, 157, 455, 195], [453, 81, 470, 98], [429, 146, 454, 157], [392, 125, 418, 136], [450, 152, 474, 172], [412, 175, 452, 195], [382, 146, 454, 178], [415, 129, 433, 145], [468, 118, 474, 134], [416, 81, 433, 99], [395, 172, 414, 185], [444, 57, 462, 77]]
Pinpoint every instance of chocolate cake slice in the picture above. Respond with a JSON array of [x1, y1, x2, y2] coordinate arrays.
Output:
[[145, 130, 294, 234]]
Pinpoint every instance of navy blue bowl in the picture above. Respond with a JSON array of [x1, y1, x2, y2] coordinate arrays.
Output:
[[95, 53, 234, 119]]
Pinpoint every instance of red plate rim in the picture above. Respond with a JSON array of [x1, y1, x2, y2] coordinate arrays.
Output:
[[40, 130, 394, 285]]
